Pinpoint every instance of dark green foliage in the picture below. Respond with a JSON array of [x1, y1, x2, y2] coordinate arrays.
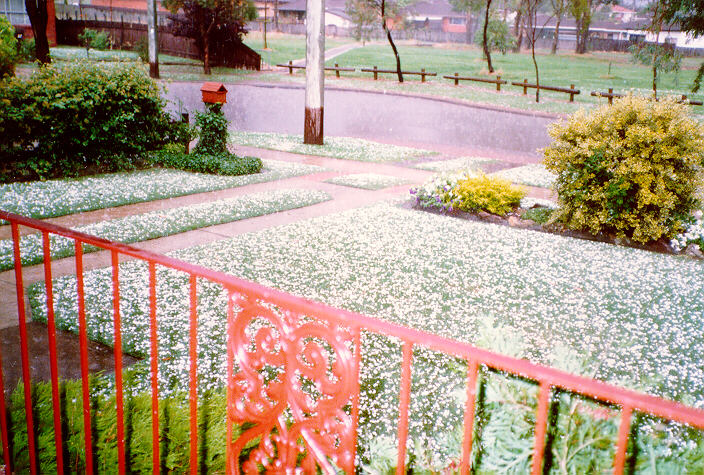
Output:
[[0, 15, 17, 78], [521, 206, 554, 224], [78, 28, 111, 53], [17, 38, 36, 62], [0, 62, 170, 182], [149, 147, 263, 176], [194, 103, 229, 156], [6, 374, 234, 473], [474, 12, 515, 55], [134, 36, 149, 63]]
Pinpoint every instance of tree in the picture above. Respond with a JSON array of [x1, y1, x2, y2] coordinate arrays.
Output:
[[549, 0, 567, 53], [481, 0, 495, 73], [449, 0, 484, 44], [569, 0, 612, 54], [346, 0, 377, 44], [660, 0, 704, 92], [630, 1, 682, 99], [23, 0, 51, 63], [164, 0, 256, 75], [521, 0, 544, 102], [473, 12, 515, 54], [359, 0, 409, 82]]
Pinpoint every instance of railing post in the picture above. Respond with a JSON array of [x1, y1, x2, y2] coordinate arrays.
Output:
[[288, 60, 293, 74], [460, 360, 480, 472], [530, 381, 551, 475], [335, 62, 340, 78], [613, 406, 633, 474], [569, 84, 576, 102], [189, 275, 199, 474], [496, 75, 501, 91], [396, 342, 413, 474], [453, 72, 459, 86], [373, 65, 378, 80], [523, 78, 528, 95], [421, 68, 426, 83], [608, 88, 613, 105]]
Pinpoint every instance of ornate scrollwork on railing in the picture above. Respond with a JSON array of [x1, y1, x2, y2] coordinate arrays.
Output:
[[227, 294, 357, 473]]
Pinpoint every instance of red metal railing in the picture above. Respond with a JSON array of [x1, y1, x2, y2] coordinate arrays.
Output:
[[2, 209, 704, 473]]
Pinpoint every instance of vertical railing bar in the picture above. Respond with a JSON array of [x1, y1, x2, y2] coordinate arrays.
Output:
[[149, 261, 160, 474], [613, 405, 633, 475], [350, 327, 363, 468], [189, 274, 198, 474], [395, 341, 413, 475], [225, 291, 235, 475], [12, 222, 38, 475], [42, 231, 64, 474], [75, 240, 95, 474], [0, 341, 11, 471], [460, 359, 480, 472], [530, 380, 552, 475], [111, 250, 126, 473]]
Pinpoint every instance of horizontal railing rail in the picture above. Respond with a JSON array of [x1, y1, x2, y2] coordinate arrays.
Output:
[[2, 208, 704, 474], [443, 73, 507, 90], [360, 66, 437, 82], [512, 78, 581, 102]]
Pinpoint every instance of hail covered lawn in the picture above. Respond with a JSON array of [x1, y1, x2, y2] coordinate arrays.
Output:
[[0, 160, 324, 222], [414, 156, 498, 173], [324, 173, 409, 190], [0, 189, 330, 271], [491, 163, 556, 188], [31, 203, 704, 461], [230, 131, 435, 163]]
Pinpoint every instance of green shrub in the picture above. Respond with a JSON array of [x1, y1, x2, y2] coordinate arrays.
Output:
[[543, 95, 704, 243], [449, 174, 525, 216], [17, 37, 35, 62], [79, 28, 111, 51], [150, 148, 262, 176], [521, 206, 554, 224], [0, 15, 17, 78], [194, 103, 229, 156], [0, 61, 170, 181], [134, 35, 149, 63]]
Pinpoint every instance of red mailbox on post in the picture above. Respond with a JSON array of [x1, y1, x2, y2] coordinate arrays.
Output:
[[200, 82, 228, 104]]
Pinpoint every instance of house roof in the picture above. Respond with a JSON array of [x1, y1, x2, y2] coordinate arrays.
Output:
[[405, 0, 463, 19]]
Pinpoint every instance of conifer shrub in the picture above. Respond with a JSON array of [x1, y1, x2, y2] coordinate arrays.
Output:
[[450, 174, 525, 216], [544, 96, 704, 243]]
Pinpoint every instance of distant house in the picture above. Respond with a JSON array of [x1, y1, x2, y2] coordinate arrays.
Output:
[[608, 5, 637, 23], [404, 0, 466, 33], [275, 0, 351, 28], [1, 0, 56, 44]]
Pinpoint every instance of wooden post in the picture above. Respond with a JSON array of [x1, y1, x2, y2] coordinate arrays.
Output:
[[522, 78, 528, 95], [421, 68, 426, 83], [569, 84, 575, 102], [288, 60, 293, 74], [608, 88, 613, 105], [304, 0, 324, 145], [147, 0, 159, 78], [496, 75, 501, 91], [373, 66, 378, 80], [454, 72, 459, 86], [335, 62, 340, 78]]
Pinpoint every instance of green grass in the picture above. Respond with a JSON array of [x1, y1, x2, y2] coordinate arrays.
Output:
[[0, 160, 324, 222], [231, 130, 436, 162], [0, 188, 330, 271], [244, 31, 353, 67], [49, 46, 200, 64], [30, 201, 704, 470]]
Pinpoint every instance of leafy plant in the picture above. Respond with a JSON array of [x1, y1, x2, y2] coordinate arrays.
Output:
[[0, 61, 170, 181], [0, 15, 18, 78], [194, 103, 229, 156], [543, 95, 704, 243], [134, 35, 149, 63], [450, 174, 525, 216], [150, 147, 262, 176], [17, 37, 35, 62], [474, 12, 516, 55], [78, 28, 111, 54], [629, 42, 682, 99]]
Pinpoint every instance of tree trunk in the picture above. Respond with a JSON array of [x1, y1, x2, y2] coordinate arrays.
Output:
[[465, 10, 472, 44], [263, 0, 268, 49], [275, 0, 280, 31], [24, 0, 51, 63], [147, 0, 159, 78], [653, 65, 657, 99], [381, 0, 403, 82], [512, 1, 523, 52], [482, 0, 494, 73], [551, 17, 561, 54], [202, 17, 216, 75]]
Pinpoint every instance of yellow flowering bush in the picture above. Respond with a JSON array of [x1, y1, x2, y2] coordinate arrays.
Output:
[[450, 174, 525, 216], [543, 95, 704, 243]]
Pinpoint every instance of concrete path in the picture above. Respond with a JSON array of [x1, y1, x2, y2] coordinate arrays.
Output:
[[289, 42, 363, 66]]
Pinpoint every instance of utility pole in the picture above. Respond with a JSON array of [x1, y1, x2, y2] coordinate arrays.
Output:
[[147, 0, 159, 78], [304, 0, 325, 144]]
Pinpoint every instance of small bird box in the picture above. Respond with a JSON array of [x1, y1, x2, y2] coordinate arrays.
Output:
[[200, 82, 228, 104]]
